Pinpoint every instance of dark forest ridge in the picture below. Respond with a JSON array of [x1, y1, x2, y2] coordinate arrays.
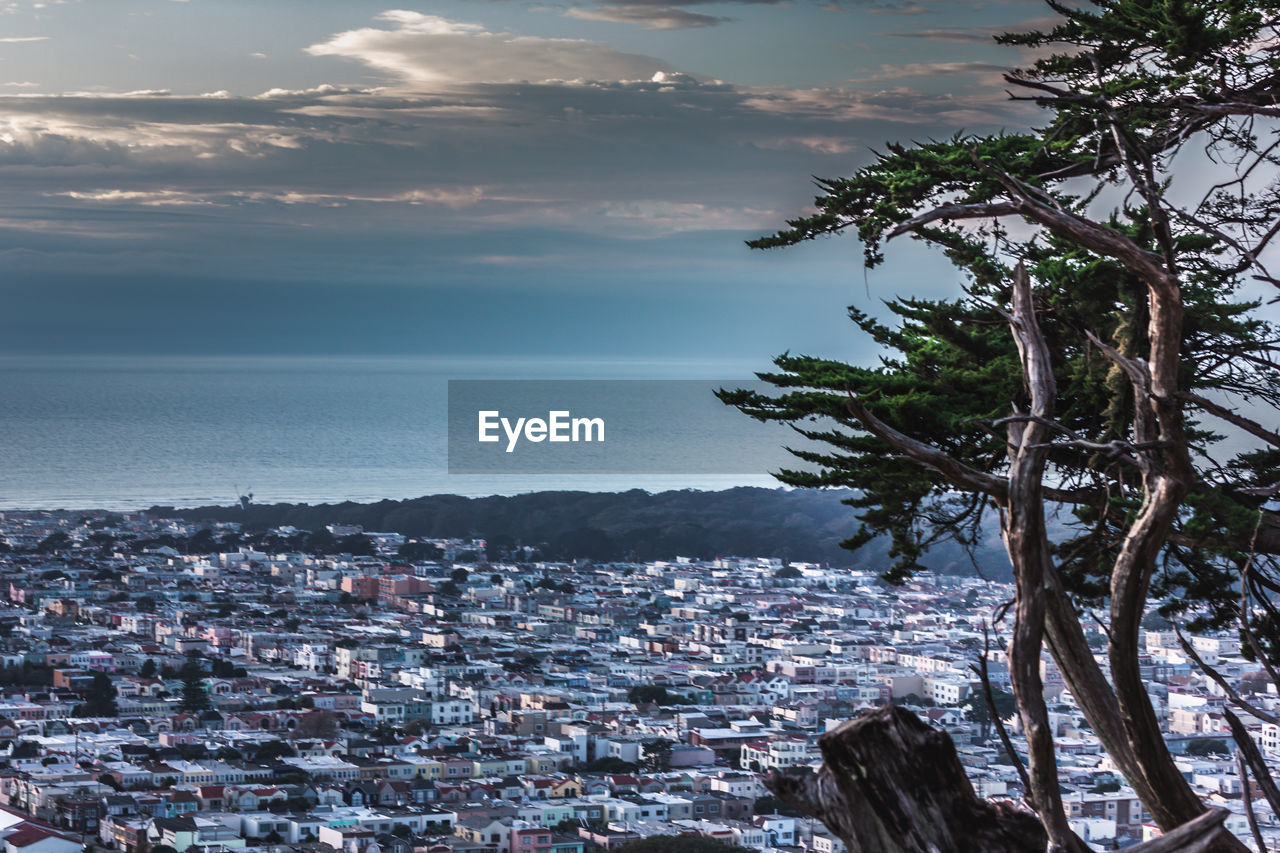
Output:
[[152, 487, 1005, 572]]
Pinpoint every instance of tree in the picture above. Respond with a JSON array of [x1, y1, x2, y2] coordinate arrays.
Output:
[[11, 741, 38, 759], [641, 738, 673, 772], [627, 685, 686, 707], [506, 654, 541, 674], [612, 837, 751, 853], [138, 659, 157, 679], [293, 709, 340, 740], [753, 795, 801, 818], [398, 541, 443, 561], [77, 672, 118, 717], [963, 686, 1015, 742], [178, 653, 209, 713], [253, 741, 296, 763], [1185, 738, 1230, 757], [721, 0, 1280, 849], [36, 531, 71, 553]]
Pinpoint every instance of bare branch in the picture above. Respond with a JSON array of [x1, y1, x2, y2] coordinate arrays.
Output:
[[1225, 707, 1280, 821], [884, 201, 1022, 241], [1179, 391, 1280, 450], [1174, 623, 1280, 725], [842, 392, 1010, 500], [1234, 750, 1269, 853], [974, 623, 1032, 802]]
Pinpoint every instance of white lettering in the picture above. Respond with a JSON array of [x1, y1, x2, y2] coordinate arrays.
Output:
[[502, 416, 526, 453], [480, 411, 604, 452], [548, 410, 571, 442], [573, 416, 604, 442], [478, 411, 501, 443]]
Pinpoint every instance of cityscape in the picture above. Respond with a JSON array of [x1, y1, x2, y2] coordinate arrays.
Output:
[[0, 509, 1267, 852]]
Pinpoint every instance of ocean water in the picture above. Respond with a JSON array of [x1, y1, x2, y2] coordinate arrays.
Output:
[[0, 355, 796, 510]]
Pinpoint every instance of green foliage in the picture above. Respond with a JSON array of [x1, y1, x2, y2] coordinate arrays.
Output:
[[506, 654, 542, 674], [577, 756, 638, 773], [178, 654, 210, 713], [612, 837, 751, 853], [964, 686, 1016, 741], [155, 488, 866, 566], [253, 741, 297, 763], [36, 532, 71, 554], [399, 541, 444, 561], [753, 795, 801, 818], [76, 672, 118, 717], [11, 740, 38, 759], [641, 738, 674, 772], [627, 685, 687, 706], [1185, 737, 1230, 756], [719, 0, 1280, 629]]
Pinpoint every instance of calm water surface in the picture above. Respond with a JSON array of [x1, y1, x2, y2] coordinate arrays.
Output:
[[0, 355, 787, 509]]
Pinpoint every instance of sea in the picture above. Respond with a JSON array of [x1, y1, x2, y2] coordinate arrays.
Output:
[[0, 355, 800, 510]]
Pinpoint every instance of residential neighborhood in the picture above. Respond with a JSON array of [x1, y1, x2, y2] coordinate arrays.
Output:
[[0, 508, 1275, 852]]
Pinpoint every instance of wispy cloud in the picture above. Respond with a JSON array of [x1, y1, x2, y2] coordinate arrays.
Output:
[[564, 5, 729, 30], [305, 10, 670, 86], [879, 15, 1064, 41], [0, 10, 1030, 263], [855, 60, 1009, 82]]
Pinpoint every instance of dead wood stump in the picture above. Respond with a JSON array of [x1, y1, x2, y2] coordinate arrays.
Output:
[[764, 704, 1046, 853]]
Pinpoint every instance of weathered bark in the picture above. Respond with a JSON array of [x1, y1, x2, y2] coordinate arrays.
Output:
[[764, 705, 1048, 853], [1000, 262, 1082, 851], [765, 704, 1235, 853]]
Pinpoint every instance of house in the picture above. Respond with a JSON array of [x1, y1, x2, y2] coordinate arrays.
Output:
[[3, 826, 79, 853]]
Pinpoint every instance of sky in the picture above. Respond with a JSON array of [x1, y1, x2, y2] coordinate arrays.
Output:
[[0, 0, 1054, 366]]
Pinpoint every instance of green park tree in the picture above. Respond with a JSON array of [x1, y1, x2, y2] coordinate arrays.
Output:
[[76, 671, 118, 717], [178, 653, 210, 713]]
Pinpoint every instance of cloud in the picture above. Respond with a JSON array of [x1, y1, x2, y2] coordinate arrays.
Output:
[[305, 10, 670, 86], [0, 35, 45, 42], [880, 16, 1064, 41], [564, 4, 729, 29], [0, 9, 1032, 273], [856, 61, 1009, 82], [55, 186, 503, 208]]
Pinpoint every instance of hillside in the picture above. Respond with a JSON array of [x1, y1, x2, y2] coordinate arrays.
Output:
[[154, 487, 1010, 574]]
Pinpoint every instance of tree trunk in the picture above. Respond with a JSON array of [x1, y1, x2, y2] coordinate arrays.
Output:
[[766, 705, 1236, 853], [764, 705, 1047, 853]]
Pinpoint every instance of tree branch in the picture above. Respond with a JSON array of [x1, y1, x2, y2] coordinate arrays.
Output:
[[842, 392, 1010, 500]]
